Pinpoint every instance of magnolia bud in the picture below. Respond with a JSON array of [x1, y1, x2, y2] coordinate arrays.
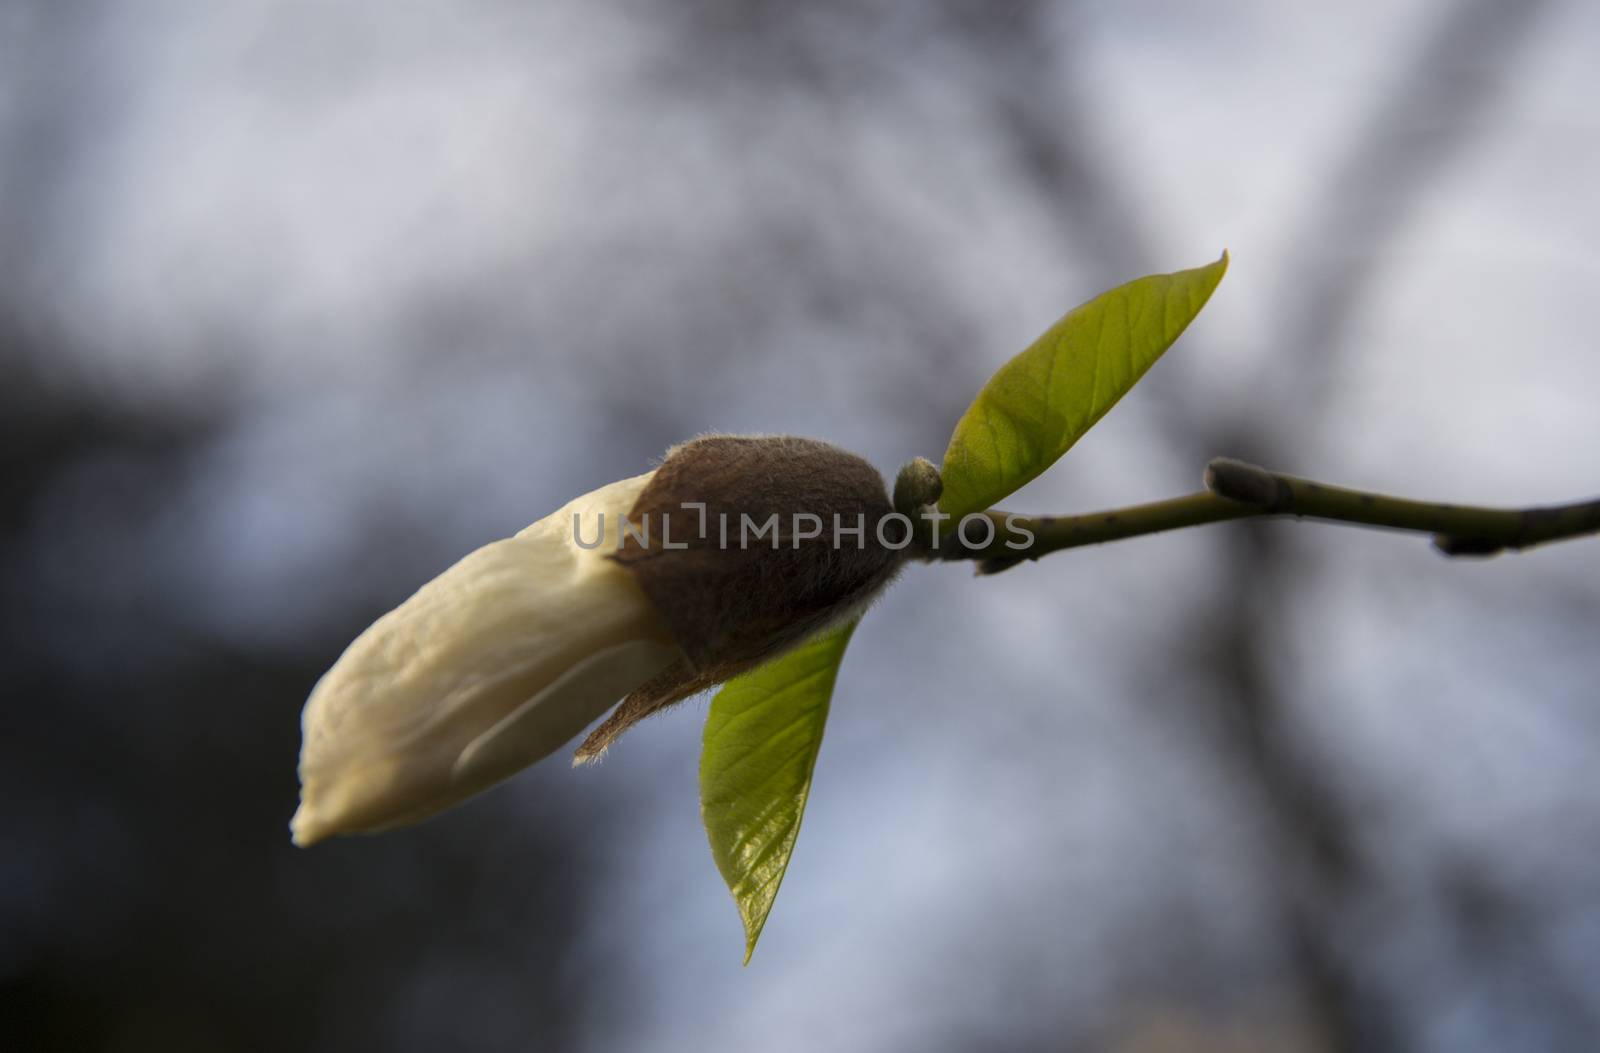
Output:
[[293, 435, 906, 843]]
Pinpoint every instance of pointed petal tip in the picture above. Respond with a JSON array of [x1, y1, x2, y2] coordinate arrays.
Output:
[[289, 805, 330, 848]]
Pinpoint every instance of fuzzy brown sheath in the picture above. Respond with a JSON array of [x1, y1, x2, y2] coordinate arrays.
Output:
[[575, 435, 903, 761]]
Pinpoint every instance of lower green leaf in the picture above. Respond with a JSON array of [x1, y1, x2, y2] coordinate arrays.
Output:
[[699, 620, 859, 963]]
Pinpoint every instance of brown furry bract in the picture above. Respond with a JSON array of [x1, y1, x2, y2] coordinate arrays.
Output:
[[575, 435, 903, 761]]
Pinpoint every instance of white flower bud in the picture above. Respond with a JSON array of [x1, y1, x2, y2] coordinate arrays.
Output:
[[291, 472, 680, 846], [292, 435, 908, 845]]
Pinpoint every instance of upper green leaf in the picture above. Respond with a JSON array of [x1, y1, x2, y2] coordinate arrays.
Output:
[[939, 253, 1229, 519], [700, 620, 858, 964]]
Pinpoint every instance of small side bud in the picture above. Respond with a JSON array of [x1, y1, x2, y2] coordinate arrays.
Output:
[[893, 457, 943, 519], [1205, 457, 1282, 508]]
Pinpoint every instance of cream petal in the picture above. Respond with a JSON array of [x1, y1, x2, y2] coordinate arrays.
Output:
[[452, 637, 678, 783], [292, 472, 678, 845]]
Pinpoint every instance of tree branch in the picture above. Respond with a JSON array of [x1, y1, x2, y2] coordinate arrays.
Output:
[[936, 458, 1600, 574]]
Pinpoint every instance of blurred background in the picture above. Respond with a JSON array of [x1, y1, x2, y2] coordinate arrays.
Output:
[[3, 1, 1598, 1050]]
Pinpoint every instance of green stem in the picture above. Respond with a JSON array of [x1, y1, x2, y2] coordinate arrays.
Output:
[[935, 457, 1600, 574], [934, 492, 1255, 574]]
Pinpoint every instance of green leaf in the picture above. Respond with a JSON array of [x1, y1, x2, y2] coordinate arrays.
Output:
[[700, 620, 858, 964], [939, 253, 1229, 519]]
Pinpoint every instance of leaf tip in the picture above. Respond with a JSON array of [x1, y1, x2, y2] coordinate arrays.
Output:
[[741, 908, 771, 964], [1205, 249, 1230, 285]]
